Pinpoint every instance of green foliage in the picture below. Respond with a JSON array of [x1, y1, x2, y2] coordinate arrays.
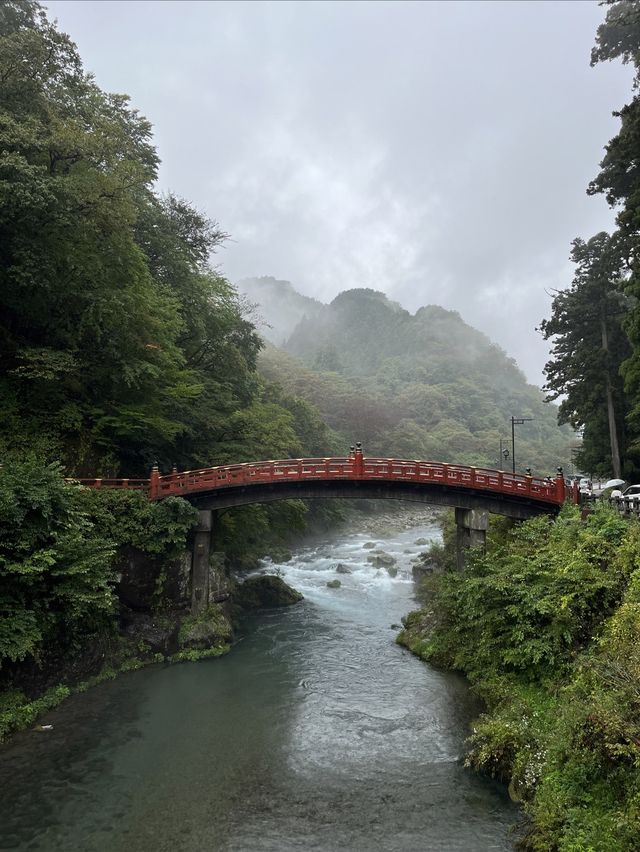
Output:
[[0, 460, 116, 668], [541, 233, 632, 478], [74, 488, 197, 557], [585, 2, 640, 475], [400, 504, 640, 850], [419, 507, 632, 681], [217, 500, 308, 569]]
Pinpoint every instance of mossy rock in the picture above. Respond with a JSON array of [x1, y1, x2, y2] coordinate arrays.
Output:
[[414, 538, 429, 546], [234, 575, 303, 610], [362, 542, 377, 549], [326, 579, 341, 589], [178, 604, 233, 651], [386, 565, 398, 578]]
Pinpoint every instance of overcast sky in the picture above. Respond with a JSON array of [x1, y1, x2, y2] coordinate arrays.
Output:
[[46, 0, 633, 383]]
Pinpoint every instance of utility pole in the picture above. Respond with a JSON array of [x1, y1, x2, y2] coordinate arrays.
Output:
[[511, 417, 534, 474]]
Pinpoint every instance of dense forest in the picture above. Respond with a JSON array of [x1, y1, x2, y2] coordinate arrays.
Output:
[[0, 0, 339, 730]]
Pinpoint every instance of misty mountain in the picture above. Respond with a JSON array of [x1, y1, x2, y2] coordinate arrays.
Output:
[[247, 281, 572, 473], [237, 276, 323, 347]]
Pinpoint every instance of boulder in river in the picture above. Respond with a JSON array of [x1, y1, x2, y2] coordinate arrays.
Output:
[[414, 538, 429, 546], [386, 566, 398, 578], [367, 551, 397, 569], [362, 542, 376, 549], [334, 563, 351, 574], [326, 579, 341, 589], [234, 575, 303, 610]]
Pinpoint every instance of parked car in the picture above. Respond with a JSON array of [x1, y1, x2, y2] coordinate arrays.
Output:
[[610, 484, 640, 500], [579, 477, 592, 494]]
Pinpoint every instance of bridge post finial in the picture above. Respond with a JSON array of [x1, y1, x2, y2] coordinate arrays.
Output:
[[555, 466, 566, 504], [149, 461, 160, 500], [354, 442, 364, 476]]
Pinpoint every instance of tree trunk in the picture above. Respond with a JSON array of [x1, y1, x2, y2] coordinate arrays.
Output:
[[601, 309, 622, 479]]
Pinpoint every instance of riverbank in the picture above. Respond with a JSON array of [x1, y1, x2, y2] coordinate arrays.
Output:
[[398, 505, 640, 850], [0, 571, 310, 744]]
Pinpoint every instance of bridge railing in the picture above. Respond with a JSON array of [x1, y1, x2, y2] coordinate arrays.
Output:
[[70, 458, 565, 505], [151, 457, 563, 504], [361, 459, 560, 502]]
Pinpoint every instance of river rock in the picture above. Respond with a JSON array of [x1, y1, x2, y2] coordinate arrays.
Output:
[[386, 565, 398, 578], [367, 551, 397, 569], [362, 542, 376, 549], [178, 604, 233, 651], [234, 575, 303, 610], [326, 579, 341, 589], [414, 538, 429, 546], [122, 612, 180, 656], [334, 563, 351, 574]]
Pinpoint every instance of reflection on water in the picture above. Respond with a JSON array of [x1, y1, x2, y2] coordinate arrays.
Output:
[[0, 518, 517, 851]]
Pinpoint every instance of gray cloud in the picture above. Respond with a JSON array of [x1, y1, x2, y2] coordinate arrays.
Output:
[[47, 0, 633, 382]]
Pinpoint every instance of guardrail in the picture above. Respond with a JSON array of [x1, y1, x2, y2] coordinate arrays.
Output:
[[581, 493, 640, 519]]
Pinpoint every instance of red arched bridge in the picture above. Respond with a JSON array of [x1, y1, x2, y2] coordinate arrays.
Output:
[[75, 453, 567, 518], [73, 451, 568, 612]]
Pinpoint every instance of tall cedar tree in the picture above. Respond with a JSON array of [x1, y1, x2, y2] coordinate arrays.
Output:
[[589, 1, 640, 469], [541, 233, 631, 478]]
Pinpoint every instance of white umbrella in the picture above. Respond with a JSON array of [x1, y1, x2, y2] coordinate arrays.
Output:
[[604, 478, 625, 488]]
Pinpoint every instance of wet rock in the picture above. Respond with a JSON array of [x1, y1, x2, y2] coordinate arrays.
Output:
[[234, 575, 303, 610], [362, 542, 376, 549], [414, 538, 429, 546], [334, 563, 351, 574], [367, 551, 397, 569], [178, 604, 233, 651], [386, 565, 398, 578], [412, 558, 435, 580], [122, 612, 180, 656], [326, 579, 341, 589]]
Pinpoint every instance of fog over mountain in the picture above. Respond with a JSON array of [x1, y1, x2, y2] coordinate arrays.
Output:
[[46, 0, 634, 384], [245, 278, 572, 473]]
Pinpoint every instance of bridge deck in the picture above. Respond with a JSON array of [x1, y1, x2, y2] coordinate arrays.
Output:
[[72, 457, 566, 508]]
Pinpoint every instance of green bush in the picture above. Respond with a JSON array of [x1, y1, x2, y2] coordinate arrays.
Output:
[[400, 504, 640, 850], [0, 460, 116, 668]]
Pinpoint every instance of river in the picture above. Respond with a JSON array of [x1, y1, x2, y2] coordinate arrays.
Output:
[[0, 511, 517, 851]]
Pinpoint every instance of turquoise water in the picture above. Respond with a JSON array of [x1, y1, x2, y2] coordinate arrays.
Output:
[[0, 518, 517, 851]]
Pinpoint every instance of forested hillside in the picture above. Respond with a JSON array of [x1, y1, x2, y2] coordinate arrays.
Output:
[[0, 2, 334, 478], [252, 284, 572, 473], [0, 0, 337, 715]]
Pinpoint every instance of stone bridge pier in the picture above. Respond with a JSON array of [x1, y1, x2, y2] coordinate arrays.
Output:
[[455, 507, 488, 570], [191, 509, 213, 614]]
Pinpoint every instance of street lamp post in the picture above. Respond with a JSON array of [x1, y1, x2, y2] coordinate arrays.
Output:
[[499, 438, 510, 469], [511, 416, 534, 474]]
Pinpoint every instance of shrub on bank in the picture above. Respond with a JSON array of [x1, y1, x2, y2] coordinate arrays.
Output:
[[0, 461, 197, 676], [0, 460, 117, 669], [399, 505, 640, 849]]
